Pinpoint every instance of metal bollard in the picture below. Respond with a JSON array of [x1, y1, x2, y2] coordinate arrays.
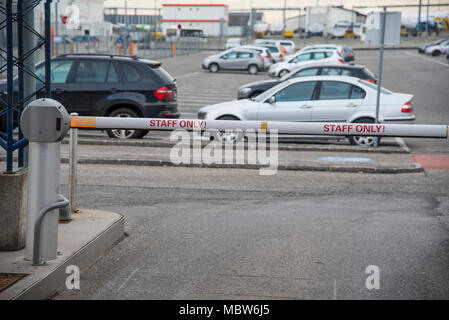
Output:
[[20, 98, 71, 265], [69, 112, 79, 214]]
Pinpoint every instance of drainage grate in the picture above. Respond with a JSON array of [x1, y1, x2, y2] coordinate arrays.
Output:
[[0, 273, 28, 293]]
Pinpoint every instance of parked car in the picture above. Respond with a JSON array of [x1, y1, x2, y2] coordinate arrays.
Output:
[[72, 35, 99, 43], [225, 38, 242, 50], [342, 46, 355, 62], [299, 44, 354, 62], [418, 38, 449, 53], [278, 40, 297, 55], [202, 49, 265, 74], [425, 40, 449, 56], [235, 45, 273, 70], [447, 49, 449, 61], [0, 54, 178, 139], [198, 76, 415, 147], [237, 64, 377, 99], [268, 49, 344, 78], [262, 45, 285, 62]]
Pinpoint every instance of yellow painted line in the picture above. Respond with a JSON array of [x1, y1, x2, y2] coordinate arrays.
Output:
[[261, 121, 267, 132], [70, 116, 96, 128]]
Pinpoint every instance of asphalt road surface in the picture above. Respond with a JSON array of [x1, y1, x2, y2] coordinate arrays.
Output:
[[53, 165, 449, 299]]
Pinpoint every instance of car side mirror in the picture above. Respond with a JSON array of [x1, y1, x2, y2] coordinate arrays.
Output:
[[267, 96, 276, 104]]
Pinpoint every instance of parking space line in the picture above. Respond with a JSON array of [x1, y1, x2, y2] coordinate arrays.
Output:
[[403, 52, 449, 68], [175, 72, 200, 79]]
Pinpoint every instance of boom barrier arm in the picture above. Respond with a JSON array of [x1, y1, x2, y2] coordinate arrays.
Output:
[[70, 116, 449, 139]]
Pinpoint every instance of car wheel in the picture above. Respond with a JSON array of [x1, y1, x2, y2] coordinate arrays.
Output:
[[106, 108, 145, 139], [278, 69, 289, 77], [209, 63, 219, 73], [432, 50, 440, 56], [347, 118, 381, 147], [248, 64, 258, 75], [213, 115, 243, 142]]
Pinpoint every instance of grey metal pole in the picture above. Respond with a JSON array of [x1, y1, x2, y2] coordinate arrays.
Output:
[[69, 113, 79, 214], [123, 0, 128, 55], [374, 7, 387, 148], [22, 0, 37, 167], [55, 0, 59, 56], [283, 0, 287, 33], [418, 0, 422, 34]]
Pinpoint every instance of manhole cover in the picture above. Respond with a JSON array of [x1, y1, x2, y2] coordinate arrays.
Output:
[[0, 273, 28, 293], [318, 156, 373, 163]]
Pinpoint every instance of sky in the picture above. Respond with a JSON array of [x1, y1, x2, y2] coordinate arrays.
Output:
[[103, 0, 449, 23]]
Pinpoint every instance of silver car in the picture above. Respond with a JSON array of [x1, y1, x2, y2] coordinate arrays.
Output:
[[202, 49, 266, 74], [236, 45, 273, 69], [198, 76, 415, 146]]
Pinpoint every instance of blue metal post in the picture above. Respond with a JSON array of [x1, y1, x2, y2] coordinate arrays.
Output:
[[17, 1, 25, 167], [45, 0, 52, 98], [6, 0, 14, 172]]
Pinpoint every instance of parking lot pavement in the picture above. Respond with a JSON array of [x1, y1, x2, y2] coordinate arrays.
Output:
[[352, 49, 449, 154], [52, 164, 449, 299], [58, 142, 421, 173]]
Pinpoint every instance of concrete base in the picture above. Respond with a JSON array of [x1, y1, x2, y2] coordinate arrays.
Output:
[[0, 169, 27, 251], [0, 209, 124, 300]]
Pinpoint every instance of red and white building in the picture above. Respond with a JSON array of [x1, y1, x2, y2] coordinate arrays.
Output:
[[161, 3, 228, 37]]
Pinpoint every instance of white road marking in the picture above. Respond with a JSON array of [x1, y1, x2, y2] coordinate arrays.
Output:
[[175, 71, 200, 79], [333, 280, 337, 300], [395, 137, 411, 153], [118, 268, 139, 291], [403, 51, 449, 67]]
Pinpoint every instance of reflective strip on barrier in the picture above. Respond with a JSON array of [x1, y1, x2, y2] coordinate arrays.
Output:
[[70, 116, 449, 138]]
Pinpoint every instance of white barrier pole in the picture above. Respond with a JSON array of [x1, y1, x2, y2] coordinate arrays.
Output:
[[70, 116, 449, 139]]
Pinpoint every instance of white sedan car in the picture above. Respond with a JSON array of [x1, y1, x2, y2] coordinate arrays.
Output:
[[197, 76, 416, 146], [268, 49, 343, 78], [425, 40, 449, 56]]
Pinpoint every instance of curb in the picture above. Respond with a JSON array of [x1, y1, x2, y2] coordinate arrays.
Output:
[[60, 157, 424, 174], [13, 211, 124, 300], [61, 138, 410, 154]]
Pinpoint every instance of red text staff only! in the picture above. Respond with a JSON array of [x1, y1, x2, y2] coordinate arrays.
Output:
[[149, 119, 207, 129], [323, 123, 386, 134]]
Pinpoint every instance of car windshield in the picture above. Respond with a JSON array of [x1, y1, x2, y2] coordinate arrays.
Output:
[[358, 79, 392, 94]]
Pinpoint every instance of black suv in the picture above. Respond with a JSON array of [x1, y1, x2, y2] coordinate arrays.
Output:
[[237, 64, 377, 99], [0, 54, 179, 138]]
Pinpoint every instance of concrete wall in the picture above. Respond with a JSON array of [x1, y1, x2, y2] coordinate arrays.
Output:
[[0, 170, 27, 251]]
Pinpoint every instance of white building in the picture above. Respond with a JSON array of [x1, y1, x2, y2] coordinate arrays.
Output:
[[161, 3, 228, 37], [305, 6, 365, 36], [47, 0, 113, 37]]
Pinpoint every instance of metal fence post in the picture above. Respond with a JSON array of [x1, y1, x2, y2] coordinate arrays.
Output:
[[69, 112, 79, 214]]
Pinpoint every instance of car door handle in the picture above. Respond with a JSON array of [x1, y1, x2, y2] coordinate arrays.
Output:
[[54, 88, 65, 94], [299, 104, 312, 109], [345, 103, 358, 108], [110, 88, 120, 93]]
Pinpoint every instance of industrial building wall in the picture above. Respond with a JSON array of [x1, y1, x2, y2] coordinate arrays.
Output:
[[162, 4, 227, 21], [162, 4, 228, 37], [285, 15, 305, 31]]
